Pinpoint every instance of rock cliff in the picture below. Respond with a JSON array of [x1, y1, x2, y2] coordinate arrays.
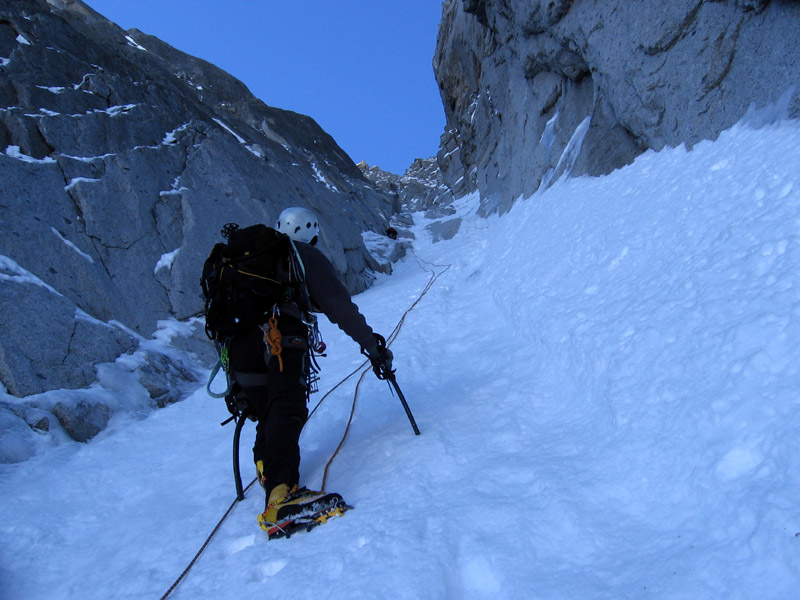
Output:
[[434, 0, 800, 213], [358, 157, 454, 213], [359, 158, 461, 243], [0, 0, 396, 402]]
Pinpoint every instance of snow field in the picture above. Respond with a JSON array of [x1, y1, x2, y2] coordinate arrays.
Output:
[[2, 117, 800, 599]]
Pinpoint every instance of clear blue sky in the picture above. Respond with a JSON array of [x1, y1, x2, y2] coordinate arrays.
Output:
[[83, 1, 446, 175]]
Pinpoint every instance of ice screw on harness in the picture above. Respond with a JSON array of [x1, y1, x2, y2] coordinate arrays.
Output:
[[263, 308, 284, 371]]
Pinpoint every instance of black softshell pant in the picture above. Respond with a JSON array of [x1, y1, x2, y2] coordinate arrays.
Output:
[[228, 325, 308, 496]]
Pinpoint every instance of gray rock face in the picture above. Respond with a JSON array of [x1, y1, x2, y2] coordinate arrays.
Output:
[[0, 0, 396, 400], [51, 399, 111, 442], [358, 157, 455, 213], [136, 350, 200, 408], [434, 0, 800, 213], [359, 158, 462, 242]]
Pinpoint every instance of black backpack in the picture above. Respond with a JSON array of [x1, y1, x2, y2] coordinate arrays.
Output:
[[201, 223, 301, 341]]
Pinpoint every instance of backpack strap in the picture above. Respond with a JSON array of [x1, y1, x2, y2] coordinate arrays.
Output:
[[287, 239, 311, 309], [287, 239, 326, 355]]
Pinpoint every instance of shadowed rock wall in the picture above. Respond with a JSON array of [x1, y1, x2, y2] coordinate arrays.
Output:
[[434, 0, 800, 213], [0, 0, 396, 397]]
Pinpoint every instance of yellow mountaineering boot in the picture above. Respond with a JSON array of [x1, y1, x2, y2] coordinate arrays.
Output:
[[255, 460, 268, 490], [258, 483, 296, 528], [257, 484, 351, 539], [266, 483, 292, 515]]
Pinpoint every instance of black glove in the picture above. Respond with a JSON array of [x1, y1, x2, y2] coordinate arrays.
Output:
[[364, 333, 394, 380]]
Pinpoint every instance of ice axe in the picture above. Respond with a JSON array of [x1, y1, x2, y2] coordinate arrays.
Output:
[[366, 334, 420, 436], [386, 372, 420, 435]]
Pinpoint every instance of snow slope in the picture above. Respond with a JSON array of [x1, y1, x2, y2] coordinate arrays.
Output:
[[2, 115, 800, 599]]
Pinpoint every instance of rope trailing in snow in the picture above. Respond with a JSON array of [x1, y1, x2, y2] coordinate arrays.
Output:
[[308, 254, 449, 422], [319, 255, 450, 491], [321, 367, 371, 491], [159, 479, 257, 600]]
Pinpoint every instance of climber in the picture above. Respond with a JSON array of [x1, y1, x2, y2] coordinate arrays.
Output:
[[203, 206, 393, 535]]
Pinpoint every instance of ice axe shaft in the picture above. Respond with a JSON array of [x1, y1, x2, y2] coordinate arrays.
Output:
[[387, 374, 420, 435], [232, 413, 247, 501]]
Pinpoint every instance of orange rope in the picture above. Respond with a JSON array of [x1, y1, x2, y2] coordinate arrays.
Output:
[[264, 314, 284, 371], [319, 259, 452, 490], [321, 366, 370, 492]]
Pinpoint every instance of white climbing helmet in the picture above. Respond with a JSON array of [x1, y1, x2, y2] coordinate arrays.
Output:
[[275, 207, 320, 245]]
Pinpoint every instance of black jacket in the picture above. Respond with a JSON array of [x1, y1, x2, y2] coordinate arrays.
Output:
[[293, 242, 375, 351]]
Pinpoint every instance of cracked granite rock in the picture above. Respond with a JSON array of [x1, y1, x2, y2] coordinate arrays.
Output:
[[0, 0, 396, 397], [435, 0, 800, 213]]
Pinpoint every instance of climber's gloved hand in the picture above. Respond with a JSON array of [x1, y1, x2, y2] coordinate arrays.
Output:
[[363, 333, 394, 380]]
